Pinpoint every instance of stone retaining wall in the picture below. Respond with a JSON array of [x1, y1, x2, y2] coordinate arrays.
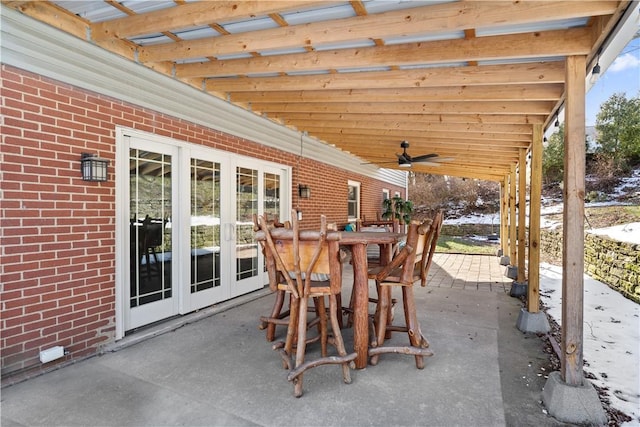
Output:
[[442, 223, 498, 237], [540, 230, 639, 304]]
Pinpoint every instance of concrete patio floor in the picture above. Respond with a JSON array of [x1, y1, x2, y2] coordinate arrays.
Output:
[[1, 253, 572, 426]]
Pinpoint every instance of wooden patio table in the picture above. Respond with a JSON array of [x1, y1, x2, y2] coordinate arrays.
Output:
[[255, 229, 404, 369], [338, 230, 405, 368]]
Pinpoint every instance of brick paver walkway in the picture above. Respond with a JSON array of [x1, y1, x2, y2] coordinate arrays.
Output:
[[427, 253, 512, 293]]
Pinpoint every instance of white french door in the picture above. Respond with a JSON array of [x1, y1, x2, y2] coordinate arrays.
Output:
[[116, 129, 289, 335]]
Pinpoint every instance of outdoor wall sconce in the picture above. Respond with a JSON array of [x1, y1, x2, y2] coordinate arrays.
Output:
[[298, 184, 310, 199], [81, 153, 109, 182]]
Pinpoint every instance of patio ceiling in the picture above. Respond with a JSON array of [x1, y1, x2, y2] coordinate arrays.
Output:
[[3, 0, 633, 181]]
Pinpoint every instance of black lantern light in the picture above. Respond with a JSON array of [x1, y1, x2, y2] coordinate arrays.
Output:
[[81, 153, 109, 182], [298, 184, 310, 199]]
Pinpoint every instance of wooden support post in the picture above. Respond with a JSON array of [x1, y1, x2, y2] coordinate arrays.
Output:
[[517, 148, 527, 283], [528, 125, 543, 313], [500, 179, 509, 256], [562, 55, 586, 386], [509, 165, 517, 264]]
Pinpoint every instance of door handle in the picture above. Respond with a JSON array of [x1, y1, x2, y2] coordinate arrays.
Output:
[[224, 223, 236, 242]]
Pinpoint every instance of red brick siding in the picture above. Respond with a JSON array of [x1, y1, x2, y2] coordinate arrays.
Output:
[[0, 64, 403, 378]]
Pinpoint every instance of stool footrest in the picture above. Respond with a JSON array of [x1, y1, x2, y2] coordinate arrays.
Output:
[[368, 346, 433, 357], [287, 352, 358, 382]]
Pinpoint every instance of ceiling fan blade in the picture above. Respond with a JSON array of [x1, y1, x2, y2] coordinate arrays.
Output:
[[413, 161, 442, 167], [411, 153, 439, 162], [360, 160, 399, 165]]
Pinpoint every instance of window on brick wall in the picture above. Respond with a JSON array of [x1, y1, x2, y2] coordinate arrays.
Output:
[[347, 180, 360, 220], [382, 189, 390, 200]]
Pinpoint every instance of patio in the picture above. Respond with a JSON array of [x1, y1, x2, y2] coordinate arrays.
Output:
[[1, 254, 568, 427]]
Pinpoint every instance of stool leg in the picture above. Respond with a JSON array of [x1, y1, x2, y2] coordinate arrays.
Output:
[[346, 283, 356, 328], [370, 283, 389, 366], [329, 294, 352, 384], [293, 294, 309, 397], [335, 293, 344, 329], [402, 286, 425, 369], [284, 297, 300, 367], [264, 290, 286, 341], [315, 296, 328, 357]]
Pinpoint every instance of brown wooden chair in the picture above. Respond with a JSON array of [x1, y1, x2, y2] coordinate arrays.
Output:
[[258, 210, 357, 397], [367, 219, 435, 368], [254, 213, 291, 341], [419, 210, 444, 287]]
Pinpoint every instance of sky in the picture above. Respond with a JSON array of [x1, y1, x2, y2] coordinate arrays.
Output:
[[586, 34, 640, 126]]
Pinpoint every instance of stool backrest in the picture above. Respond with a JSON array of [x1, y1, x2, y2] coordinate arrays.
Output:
[[258, 209, 342, 297], [420, 210, 444, 286]]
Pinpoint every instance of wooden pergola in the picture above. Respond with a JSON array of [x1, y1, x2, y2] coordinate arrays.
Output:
[[3, 0, 637, 422]]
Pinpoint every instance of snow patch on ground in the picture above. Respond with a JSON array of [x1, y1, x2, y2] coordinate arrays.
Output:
[[588, 222, 640, 245], [540, 264, 640, 425]]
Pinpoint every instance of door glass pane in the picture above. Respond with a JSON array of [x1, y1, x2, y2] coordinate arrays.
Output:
[[191, 159, 221, 293], [129, 149, 172, 308], [236, 167, 258, 281], [264, 172, 281, 219], [262, 172, 281, 273]]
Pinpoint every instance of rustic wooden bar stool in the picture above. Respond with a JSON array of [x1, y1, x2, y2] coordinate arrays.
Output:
[[419, 210, 444, 287], [367, 219, 436, 368], [258, 211, 357, 397], [254, 213, 293, 342]]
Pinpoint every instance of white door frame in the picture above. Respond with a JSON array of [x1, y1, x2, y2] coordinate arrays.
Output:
[[115, 127, 290, 339]]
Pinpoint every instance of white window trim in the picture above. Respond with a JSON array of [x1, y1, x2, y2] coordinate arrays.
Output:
[[347, 180, 361, 221]]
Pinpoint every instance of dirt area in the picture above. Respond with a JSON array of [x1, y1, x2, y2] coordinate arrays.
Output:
[[543, 205, 640, 230]]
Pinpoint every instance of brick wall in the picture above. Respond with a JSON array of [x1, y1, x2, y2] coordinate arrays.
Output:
[[0, 65, 404, 379]]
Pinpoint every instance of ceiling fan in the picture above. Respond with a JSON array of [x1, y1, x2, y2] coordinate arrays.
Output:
[[363, 141, 452, 168]]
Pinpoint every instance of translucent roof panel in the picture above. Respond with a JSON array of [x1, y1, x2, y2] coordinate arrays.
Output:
[[258, 47, 311, 57], [281, 3, 357, 25], [287, 70, 332, 76], [215, 53, 255, 61], [336, 66, 392, 74], [476, 18, 589, 37], [219, 17, 280, 34], [52, 1, 127, 22], [384, 31, 465, 45], [363, 0, 455, 14], [173, 26, 220, 41], [314, 39, 377, 51], [399, 62, 466, 70], [477, 57, 565, 66], [128, 34, 173, 46]]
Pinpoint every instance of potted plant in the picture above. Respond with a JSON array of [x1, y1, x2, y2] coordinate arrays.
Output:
[[382, 195, 413, 225]]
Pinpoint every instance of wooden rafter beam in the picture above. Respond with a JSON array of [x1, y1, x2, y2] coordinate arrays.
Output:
[[335, 141, 523, 157], [273, 112, 547, 125], [251, 100, 555, 115], [90, 1, 332, 40], [284, 119, 534, 135], [407, 166, 507, 182], [208, 62, 565, 92], [177, 28, 590, 78], [306, 127, 532, 143], [137, 1, 617, 62], [228, 84, 564, 103]]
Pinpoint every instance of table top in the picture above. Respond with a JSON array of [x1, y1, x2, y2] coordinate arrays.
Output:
[[338, 231, 404, 245], [256, 229, 404, 245]]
